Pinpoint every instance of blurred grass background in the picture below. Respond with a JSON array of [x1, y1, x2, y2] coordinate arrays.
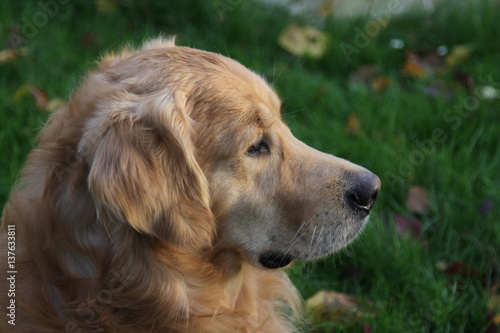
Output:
[[1, 0, 499, 332]]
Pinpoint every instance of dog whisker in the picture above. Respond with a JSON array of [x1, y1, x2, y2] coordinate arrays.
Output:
[[311, 226, 325, 257], [270, 56, 291, 87], [279, 219, 311, 260], [307, 226, 318, 257], [281, 108, 307, 118]]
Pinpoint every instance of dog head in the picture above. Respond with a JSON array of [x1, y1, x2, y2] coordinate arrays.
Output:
[[77, 37, 380, 269]]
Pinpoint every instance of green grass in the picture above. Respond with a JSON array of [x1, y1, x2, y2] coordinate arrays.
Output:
[[1, 0, 499, 332]]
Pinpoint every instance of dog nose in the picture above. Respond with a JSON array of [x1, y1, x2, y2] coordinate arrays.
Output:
[[346, 171, 381, 213]]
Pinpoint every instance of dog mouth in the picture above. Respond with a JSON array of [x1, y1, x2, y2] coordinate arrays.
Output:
[[258, 251, 294, 269], [255, 215, 371, 270]]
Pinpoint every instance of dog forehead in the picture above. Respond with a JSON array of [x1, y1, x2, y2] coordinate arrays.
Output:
[[167, 47, 281, 112], [215, 55, 281, 115]]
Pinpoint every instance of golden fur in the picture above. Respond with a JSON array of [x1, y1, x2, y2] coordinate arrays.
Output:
[[0, 37, 380, 332]]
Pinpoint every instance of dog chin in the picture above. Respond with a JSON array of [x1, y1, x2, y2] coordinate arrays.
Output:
[[256, 215, 371, 270]]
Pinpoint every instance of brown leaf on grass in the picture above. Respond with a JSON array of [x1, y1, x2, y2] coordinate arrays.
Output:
[[278, 24, 329, 59], [371, 76, 392, 92], [345, 113, 361, 136], [486, 312, 500, 333], [394, 215, 422, 239], [406, 185, 430, 215], [441, 262, 478, 278], [446, 44, 472, 67], [402, 60, 427, 79], [28, 85, 50, 110], [489, 283, 500, 312], [318, 0, 336, 18], [0, 49, 20, 63], [0, 47, 29, 64], [401, 52, 431, 79], [349, 66, 391, 92], [14, 84, 54, 111], [349, 65, 393, 92], [401, 51, 446, 80], [306, 290, 373, 325], [96, 0, 118, 13]]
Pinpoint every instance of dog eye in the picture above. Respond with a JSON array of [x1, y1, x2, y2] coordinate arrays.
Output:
[[247, 139, 269, 156]]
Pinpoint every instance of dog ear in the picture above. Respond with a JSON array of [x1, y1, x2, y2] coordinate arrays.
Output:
[[79, 92, 214, 248]]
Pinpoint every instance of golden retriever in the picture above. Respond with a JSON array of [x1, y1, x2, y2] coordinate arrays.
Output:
[[0, 37, 380, 332]]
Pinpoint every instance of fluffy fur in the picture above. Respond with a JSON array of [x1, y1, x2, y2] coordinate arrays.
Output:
[[0, 37, 380, 332]]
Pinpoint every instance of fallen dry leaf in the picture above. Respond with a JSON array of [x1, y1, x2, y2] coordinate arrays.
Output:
[[442, 262, 478, 278], [0, 47, 29, 64], [486, 312, 500, 333], [96, 0, 118, 13], [278, 24, 328, 59], [349, 66, 391, 92], [306, 290, 373, 325], [14, 84, 52, 110], [404, 63, 425, 78], [0, 49, 20, 63], [401, 51, 445, 80], [446, 44, 472, 67], [345, 113, 361, 136], [394, 215, 422, 239], [28, 84, 50, 110], [318, 0, 336, 18], [406, 185, 430, 215], [489, 283, 500, 312], [401, 52, 431, 79], [371, 76, 392, 92]]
